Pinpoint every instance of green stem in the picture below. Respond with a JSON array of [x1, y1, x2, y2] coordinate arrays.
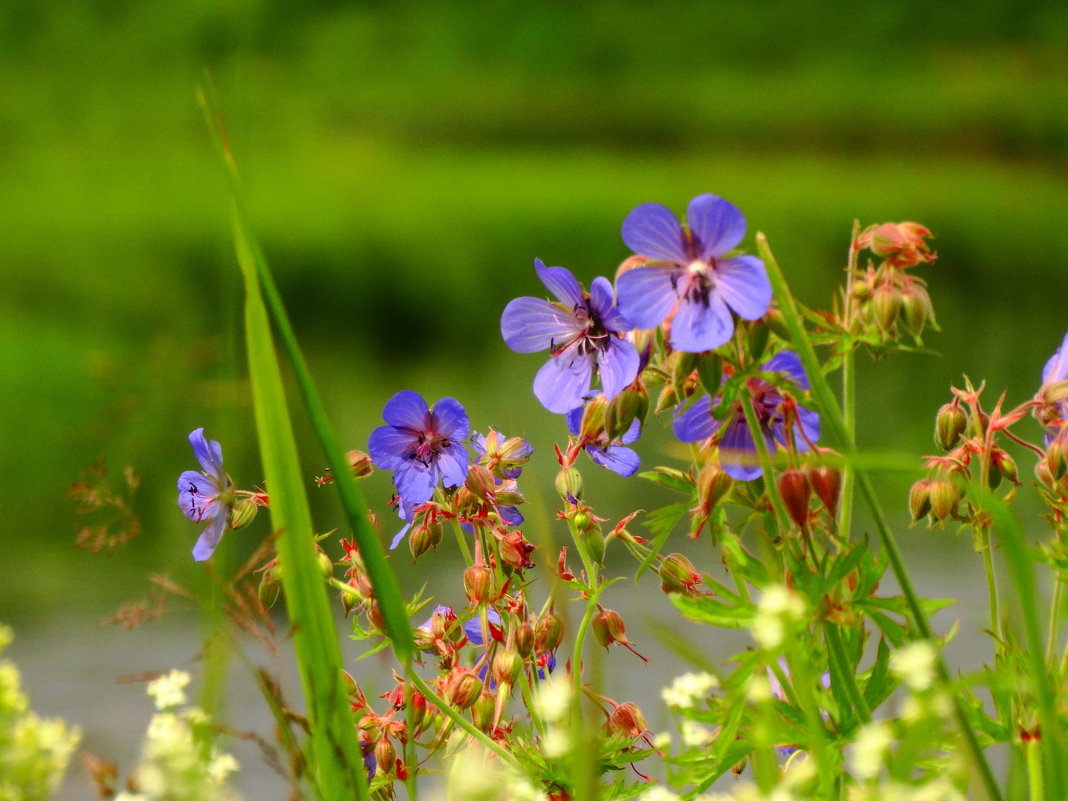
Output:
[[1047, 575, 1063, 667], [838, 221, 861, 542], [1026, 738, 1043, 801], [980, 529, 1001, 644]]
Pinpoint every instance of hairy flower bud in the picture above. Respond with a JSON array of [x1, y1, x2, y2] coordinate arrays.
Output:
[[227, 498, 259, 531], [607, 703, 647, 740], [605, 386, 648, 442], [471, 692, 496, 732], [515, 622, 535, 659], [536, 611, 565, 652], [409, 521, 443, 560], [658, 553, 702, 595], [909, 479, 932, 522], [934, 403, 967, 451], [375, 737, 396, 774], [777, 469, 811, 532], [872, 283, 902, 331], [577, 394, 608, 442], [446, 670, 483, 709], [1047, 437, 1068, 481], [592, 607, 626, 648], [554, 467, 584, 502], [258, 570, 281, 608], [464, 565, 494, 605], [493, 650, 524, 686], [696, 463, 733, 513], [346, 449, 375, 478], [901, 283, 933, 337], [807, 464, 841, 517], [464, 464, 497, 500], [927, 478, 960, 521]]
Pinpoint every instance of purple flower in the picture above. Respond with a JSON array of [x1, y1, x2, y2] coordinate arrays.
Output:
[[368, 391, 470, 508], [1041, 330, 1068, 445], [673, 351, 819, 480], [501, 259, 640, 414], [177, 428, 234, 561], [566, 403, 641, 477], [616, 194, 772, 353]]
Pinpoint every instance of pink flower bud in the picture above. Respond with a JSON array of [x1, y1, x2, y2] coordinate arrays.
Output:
[[345, 449, 375, 478], [658, 553, 702, 595], [607, 702, 647, 739], [464, 464, 498, 500], [536, 611, 565, 652], [446, 669, 483, 709], [807, 464, 841, 517], [777, 469, 811, 532]]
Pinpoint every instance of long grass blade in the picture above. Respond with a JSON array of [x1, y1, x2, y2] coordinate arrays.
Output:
[[235, 212, 370, 801]]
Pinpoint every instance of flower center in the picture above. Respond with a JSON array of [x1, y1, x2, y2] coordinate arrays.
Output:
[[412, 431, 448, 466]]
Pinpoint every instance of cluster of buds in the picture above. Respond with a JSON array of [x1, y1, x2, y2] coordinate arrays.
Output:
[[850, 221, 937, 343], [776, 462, 843, 535], [348, 673, 421, 781]]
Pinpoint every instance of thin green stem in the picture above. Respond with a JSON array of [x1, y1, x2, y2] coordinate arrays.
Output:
[[838, 220, 861, 542], [1047, 575, 1063, 667]]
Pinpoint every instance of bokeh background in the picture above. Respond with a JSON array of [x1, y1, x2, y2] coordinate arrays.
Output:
[[3, 1, 1068, 796]]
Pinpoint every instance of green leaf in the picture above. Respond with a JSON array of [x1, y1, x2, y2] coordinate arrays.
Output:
[[669, 592, 754, 628]]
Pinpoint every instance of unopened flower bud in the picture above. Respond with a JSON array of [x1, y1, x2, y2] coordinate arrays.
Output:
[[655, 383, 679, 415], [578, 395, 608, 442], [375, 737, 396, 774], [696, 463, 733, 513], [605, 386, 648, 442], [258, 570, 281, 608], [909, 479, 931, 522], [367, 602, 385, 631], [901, 283, 933, 337], [346, 449, 374, 478], [409, 690, 428, 734], [536, 611, 565, 652], [228, 498, 259, 530], [966, 411, 989, 439], [471, 692, 496, 732], [777, 469, 811, 532], [607, 702, 647, 739], [571, 510, 605, 564], [515, 623, 535, 659], [992, 451, 1017, 487], [447, 670, 483, 709], [872, 283, 902, 331], [464, 464, 498, 500], [658, 553, 701, 595], [934, 403, 967, 451], [807, 464, 841, 517], [493, 650, 524, 685], [672, 350, 698, 398], [927, 478, 960, 521], [555, 467, 583, 502], [1047, 438, 1068, 480], [409, 521, 443, 560], [498, 530, 536, 571], [592, 607, 626, 648], [464, 565, 494, 604]]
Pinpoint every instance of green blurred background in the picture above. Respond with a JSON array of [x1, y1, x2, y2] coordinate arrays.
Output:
[[3, 0, 1068, 702]]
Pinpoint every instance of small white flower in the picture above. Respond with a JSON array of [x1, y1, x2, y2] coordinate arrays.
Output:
[[745, 674, 773, 703], [681, 719, 713, 747], [751, 585, 807, 650], [533, 679, 572, 722], [850, 721, 893, 780], [641, 786, 681, 801], [146, 669, 191, 710], [890, 641, 937, 691], [541, 726, 571, 758], [661, 671, 718, 708], [652, 731, 672, 750]]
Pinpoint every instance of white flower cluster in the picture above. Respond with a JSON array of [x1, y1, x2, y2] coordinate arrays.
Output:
[[660, 671, 718, 709], [0, 624, 81, 801], [442, 742, 542, 801], [118, 670, 241, 801], [533, 679, 573, 758], [889, 641, 937, 692], [751, 585, 807, 650]]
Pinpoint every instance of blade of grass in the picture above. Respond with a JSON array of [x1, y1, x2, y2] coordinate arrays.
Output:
[[235, 211, 370, 801], [757, 232, 1004, 801], [969, 483, 1064, 801], [198, 80, 413, 663]]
